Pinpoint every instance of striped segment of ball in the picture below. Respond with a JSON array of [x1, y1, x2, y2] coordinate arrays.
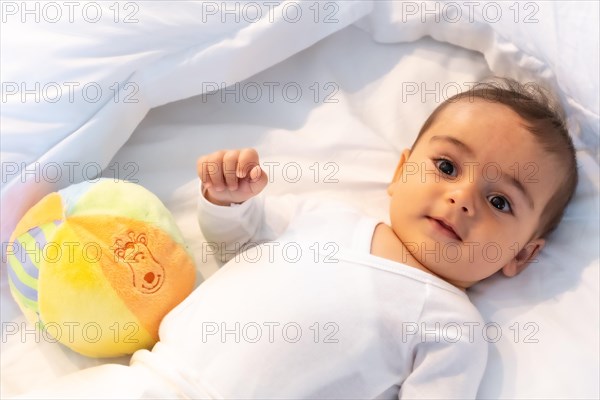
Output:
[[7, 220, 61, 323], [6, 179, 196, 358]]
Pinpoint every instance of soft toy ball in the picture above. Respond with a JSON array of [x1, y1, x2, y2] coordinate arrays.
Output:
[[6, 179, 196, 358]]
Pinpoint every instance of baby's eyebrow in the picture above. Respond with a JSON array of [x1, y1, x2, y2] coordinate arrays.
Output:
[[504, 172, 534, 210], [429, 135, 475, 157]]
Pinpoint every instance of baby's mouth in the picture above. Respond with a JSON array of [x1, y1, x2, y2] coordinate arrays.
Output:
[[427, 217, 463, 241]]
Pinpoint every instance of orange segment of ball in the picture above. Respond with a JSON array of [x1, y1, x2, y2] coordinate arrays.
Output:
[[67, 215, 196, 340]]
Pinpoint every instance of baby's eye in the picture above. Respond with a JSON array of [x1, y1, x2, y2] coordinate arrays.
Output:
[[488, 195, 512, 213], [434, 159, 457, 177]]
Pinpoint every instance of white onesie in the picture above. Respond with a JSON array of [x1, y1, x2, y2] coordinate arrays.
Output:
[[129, 188, 488, 399]]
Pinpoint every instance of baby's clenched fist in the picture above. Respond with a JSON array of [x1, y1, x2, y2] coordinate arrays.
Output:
[[196, 148, 268, 206]]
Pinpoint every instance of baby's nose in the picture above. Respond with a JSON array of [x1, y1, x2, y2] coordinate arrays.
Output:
[[449, 198, 470, 213], [447, 191, 475, 216]]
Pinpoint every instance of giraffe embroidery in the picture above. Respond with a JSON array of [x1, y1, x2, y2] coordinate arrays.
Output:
[[113, 232, 165, 294]]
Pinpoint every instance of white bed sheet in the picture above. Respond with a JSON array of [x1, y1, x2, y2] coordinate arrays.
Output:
[[1, 7, 599, 400]]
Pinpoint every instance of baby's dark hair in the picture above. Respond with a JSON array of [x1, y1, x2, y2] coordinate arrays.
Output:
[[412, 77, 578, 239]]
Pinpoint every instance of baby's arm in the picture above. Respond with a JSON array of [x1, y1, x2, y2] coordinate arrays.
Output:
[[399, 339, 487, 399], [196, 148, 271, 263], [398, 303, 488, 399]]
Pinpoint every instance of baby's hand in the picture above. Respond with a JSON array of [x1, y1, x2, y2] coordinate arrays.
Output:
[[197, 148, 268, 206]]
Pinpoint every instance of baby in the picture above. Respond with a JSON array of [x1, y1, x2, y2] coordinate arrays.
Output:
[[178, 78, 577, 398], [17, 79, 578, 399]]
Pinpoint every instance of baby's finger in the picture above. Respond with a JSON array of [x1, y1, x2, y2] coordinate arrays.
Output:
[[222, 150, 241, 190], [196, 156, 214, 188], [237, 148, 260, 178], [249, 165, 262, 182], [207, 150, 226, 191], [249, 165, 269, 194]]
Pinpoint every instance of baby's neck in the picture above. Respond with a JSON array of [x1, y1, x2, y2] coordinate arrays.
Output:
[[370, 223, 467, 292]]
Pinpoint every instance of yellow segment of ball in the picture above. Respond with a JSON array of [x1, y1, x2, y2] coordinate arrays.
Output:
[[38, 219, 156, 358]]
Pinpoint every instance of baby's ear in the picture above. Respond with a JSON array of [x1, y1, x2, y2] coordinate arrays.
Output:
[[501, 238, 545, 277], [387, 149, 411, 196]]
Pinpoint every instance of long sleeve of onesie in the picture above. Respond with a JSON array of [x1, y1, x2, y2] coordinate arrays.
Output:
[[197, 182, 318, 263]]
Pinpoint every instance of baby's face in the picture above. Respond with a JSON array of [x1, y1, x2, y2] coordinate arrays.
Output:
[[388, 99, 563, 288]]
